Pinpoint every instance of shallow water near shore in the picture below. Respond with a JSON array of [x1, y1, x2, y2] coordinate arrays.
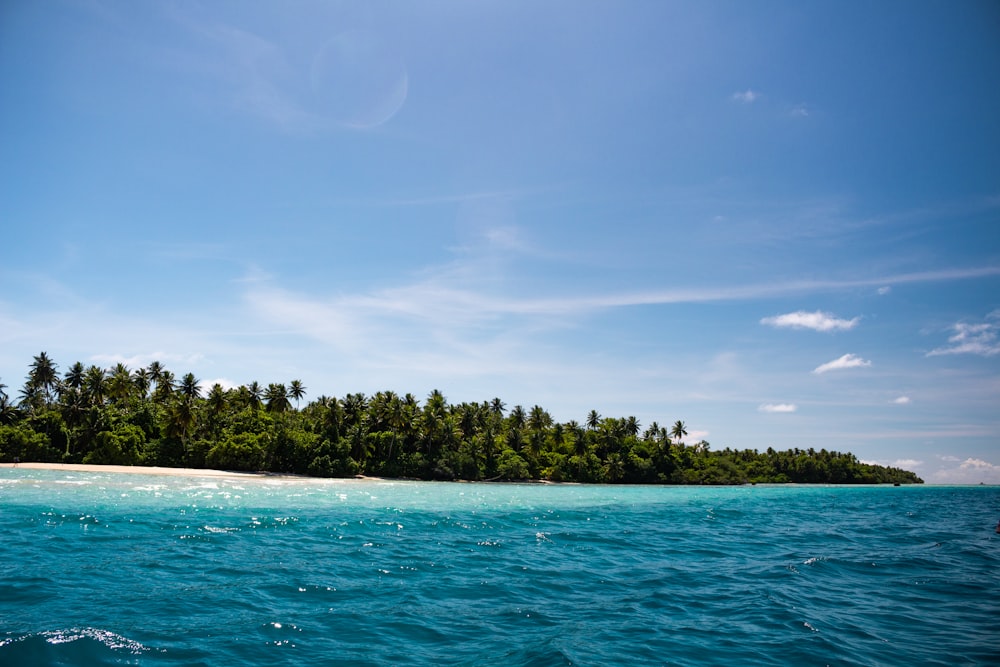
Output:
[[1, 469, 998, 666]]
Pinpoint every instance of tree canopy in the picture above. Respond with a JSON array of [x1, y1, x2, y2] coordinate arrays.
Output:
[[0, 353, 923, 484]]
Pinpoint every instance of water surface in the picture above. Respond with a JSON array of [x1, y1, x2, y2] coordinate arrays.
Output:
[[1, 470, 997, 665]]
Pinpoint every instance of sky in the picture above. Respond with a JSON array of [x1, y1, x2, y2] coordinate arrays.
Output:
[[2, 1, 999, 483]]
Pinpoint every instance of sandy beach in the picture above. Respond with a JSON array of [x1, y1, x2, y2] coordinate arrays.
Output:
[[0, 462, 381, 481]]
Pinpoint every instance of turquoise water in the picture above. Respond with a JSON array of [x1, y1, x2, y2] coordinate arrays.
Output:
[[1, 470, 997, 666]]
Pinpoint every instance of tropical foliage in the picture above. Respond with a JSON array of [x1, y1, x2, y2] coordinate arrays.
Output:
[[0, 354, 923, 484]]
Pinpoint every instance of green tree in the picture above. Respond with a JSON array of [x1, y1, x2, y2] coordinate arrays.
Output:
[[26, 351, 60, 406], [289, 380, 306, 409], [265, 383, 291, 413], [671, 420, 688, 443]]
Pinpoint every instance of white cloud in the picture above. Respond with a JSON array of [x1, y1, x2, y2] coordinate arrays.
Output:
[[928, 457, 1000, 484], [760, 310, 859, 332], [790, 104, 809, 117], [732, 89, 759, 103], [758, 403, 797, 413], [203, 377, 241, 391], [685, 429, 710, 442], [927, 314, 1000, 357], [893, 458, 923, 469], [892, 396, 911, 405], [877, 286, 891, 295], [812, 353, 872, 374]]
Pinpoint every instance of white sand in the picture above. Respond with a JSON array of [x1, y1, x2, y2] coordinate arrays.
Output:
[[0, 462, 381, 481]]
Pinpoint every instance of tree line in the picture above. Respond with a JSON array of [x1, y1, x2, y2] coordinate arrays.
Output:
[[0, 352, 923, 484]]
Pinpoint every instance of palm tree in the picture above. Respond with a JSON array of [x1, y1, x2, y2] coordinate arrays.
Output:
[[83, 365, 108, 407], [28, 352, 59, 401], [586, 409, 601, 431], [489, 397, 506, 417], [153, 370, 175, 404], [108, 363, 134, 404], [165, 398, 196, 453], [527, 405, 552, 433], [643, 421, 660, 442], [147, 361, 165, 391], [671, 420, 688, 444], [132, 367, 151, 399], [289, 380, 306, 409], [508, 405, 525, 430], [0, 392, 20, 426], [604, 453, 625, 482], [64, 362, 86, 391], [342, 392, 368, 425], [206, 383, 227, 416], [179, 373, 201, 401], [265, 383, 291, 413], [246, 381, 263, 411]]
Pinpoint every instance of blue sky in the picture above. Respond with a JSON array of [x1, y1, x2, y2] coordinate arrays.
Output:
[[2, 1, 999, 482]]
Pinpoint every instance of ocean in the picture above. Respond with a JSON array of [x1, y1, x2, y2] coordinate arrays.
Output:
[[1, 469, 997, 666]]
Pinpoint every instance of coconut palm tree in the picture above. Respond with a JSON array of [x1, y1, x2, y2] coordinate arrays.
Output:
[[64, 362, 86, 391], [489, 397, 506, 417], [586, 409, 601, 431], [265, 383, 291, 413], [289, 379, 306, 409], [527, 405, 552, 433], [206, 383, 227, 416], [83, 365, 108, 407], [27, 351, 59, 403], [165, 398, 196, 453], [108, 363, 134, 405], [624, 416, 640, 438], [147, 361, 165, 391], [0, 391, 20, 426], [245, 381, 263, 411], [508, 405, 525, 430], [152, 370, 175, 404], [132, 367, 151, 399], [671, 420, 688, 443]]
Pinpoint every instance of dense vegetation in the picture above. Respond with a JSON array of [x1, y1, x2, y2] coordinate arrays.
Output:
[[0, 353, 922, 484]]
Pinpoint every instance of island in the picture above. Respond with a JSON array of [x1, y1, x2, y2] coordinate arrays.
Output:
[[0, 353, 922, 485]]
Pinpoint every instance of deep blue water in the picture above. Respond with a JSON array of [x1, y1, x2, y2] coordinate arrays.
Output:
[[1, 470, 998, 666]]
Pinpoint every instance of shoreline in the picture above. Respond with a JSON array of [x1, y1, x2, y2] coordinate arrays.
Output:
[[0, 462, 385, 482], [1, 463, 951, 486]]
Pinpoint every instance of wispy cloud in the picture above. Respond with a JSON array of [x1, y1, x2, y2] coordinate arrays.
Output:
[[761, 310, 859, 332], [813, 353, 871, 374], [89, 351, 206, 370], [790, 103, 809, 117], [892, 396, 911, 405], [927, 312, 1000, 357], [732, 89, 759, 103], [877, 286, 891, 295], [759, 403, 797, 413]]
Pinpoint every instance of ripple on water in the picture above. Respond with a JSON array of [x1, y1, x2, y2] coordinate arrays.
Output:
[[1, 473, 998, 666], [0, 628, 155, 664]]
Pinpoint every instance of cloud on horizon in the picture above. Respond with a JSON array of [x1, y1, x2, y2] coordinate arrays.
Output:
[[813, 353, 872, 374], [761, 310, 859, 332], [926, 457, 1000, 484]]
